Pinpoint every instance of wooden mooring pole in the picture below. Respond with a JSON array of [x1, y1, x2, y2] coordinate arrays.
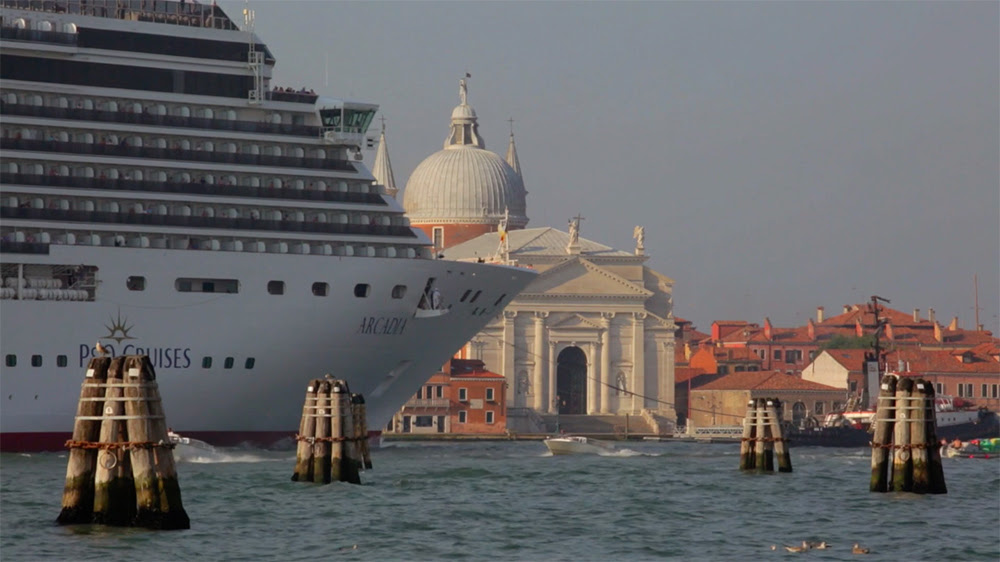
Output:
[[56, 357, 111, 524], [870, 373, 946, 494], [739, 400, 755, 470], [740, 398, 790, 472], [57, 354, 189, 529], [291, 377, 368, 484]]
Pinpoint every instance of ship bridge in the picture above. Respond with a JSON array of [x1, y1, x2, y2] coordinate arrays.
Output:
[[317, 97, 378, 150]]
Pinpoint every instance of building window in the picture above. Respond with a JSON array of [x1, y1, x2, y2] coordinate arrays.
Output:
[[57, 355, 67, 367], [224, 357, 234, 369], [202, 357, 212, 368], [786, 350, 802, 363], [936, 382, 944, 395], [31, 355, 42, 367], [808, 350, 817, 361], [486, 388, 495, 401], [486, 411, 495, 424], [773, 350, 783, 361], [245, 358, 255, 369], [458, 388, 468, 401], [734, 365, 746, 372], [312, 282, 329, 296], [126, 276, 145, 291], [832, 401, 843, 412], [965, 383, 973, 397], [432, 227, 443, 249], [436, 385, 443, 398], [416, 387, 422, 399], [814, 402, 824, 415], [958, 385, 964, 397], [983, 384, 989, 398], [850, 381, 858, 393], [415, 416, 433, 427], [391, 285, 406, 299], [458, 410, 467, 423], [992, 384, 998, 399], [354, 283, 370, 298], [717, 366, 728, 375], [267, 280, 284, 295]]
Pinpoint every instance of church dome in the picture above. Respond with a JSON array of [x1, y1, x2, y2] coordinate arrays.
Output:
[[404, 148, 526, 224], [403, 78, 528, 227]]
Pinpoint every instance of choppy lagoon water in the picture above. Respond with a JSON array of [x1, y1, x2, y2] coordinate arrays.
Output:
[[2, 441, 998, 561]]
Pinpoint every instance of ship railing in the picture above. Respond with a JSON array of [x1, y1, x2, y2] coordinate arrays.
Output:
[[0, 0, 239, 31], [1, 173, 388, 206], [0, 240, 50, 254], [0, 101, 322, 138], [0, 25, 77, 45], [0, 138, 357, 172], [268, 91, 319, 105], [0, 206, 418, 238]]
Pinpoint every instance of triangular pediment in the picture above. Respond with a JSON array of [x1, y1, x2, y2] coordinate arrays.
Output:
[[523, 258, 652, 298], [549, 313, 604, 330]]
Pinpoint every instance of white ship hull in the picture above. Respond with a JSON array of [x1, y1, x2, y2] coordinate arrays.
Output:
[[1, 245, 535, 449]]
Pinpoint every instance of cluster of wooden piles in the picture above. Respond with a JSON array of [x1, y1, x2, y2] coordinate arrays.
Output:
[[870, 374, 947, 494], [56, 355, 189, 529], [291, 377, 372, 484], [739, 398, 792, 473]]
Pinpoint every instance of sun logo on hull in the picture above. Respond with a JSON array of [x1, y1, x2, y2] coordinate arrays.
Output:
[[102, 309, 136, 344]]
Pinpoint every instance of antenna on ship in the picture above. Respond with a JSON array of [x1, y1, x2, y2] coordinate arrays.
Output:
[[245, 0, 264, 105]]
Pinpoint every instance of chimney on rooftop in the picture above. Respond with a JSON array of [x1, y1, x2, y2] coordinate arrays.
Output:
[[844, 305, 851, 314], [763, 317, 773, 340], [817, 306, 824, 323], [928, 308, 936, 324], [934, 322, 943, 342], [978, 324, 985, 332], [948, 316, 959, 331], [913, 308, 920, 322]]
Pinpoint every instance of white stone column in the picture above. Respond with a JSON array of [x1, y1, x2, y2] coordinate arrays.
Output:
[[548, 341, 558, 413], [632, 312, 646, 413], [600, 313, 613, 413], [587, 342, 598, 414], [532, 312, 548, 411], [502, 310, 517, 402]]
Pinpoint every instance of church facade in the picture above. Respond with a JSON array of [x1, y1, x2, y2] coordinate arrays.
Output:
[[376, 79, 677, 431]]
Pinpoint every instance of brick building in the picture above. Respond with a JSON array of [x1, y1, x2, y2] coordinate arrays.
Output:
[[688, 371, 844, 428], [388, 359, 507, 435]]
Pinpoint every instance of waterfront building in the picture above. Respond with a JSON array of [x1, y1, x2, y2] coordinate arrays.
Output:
[[688, 371, 843, 429], [388, 359, 508, 435]]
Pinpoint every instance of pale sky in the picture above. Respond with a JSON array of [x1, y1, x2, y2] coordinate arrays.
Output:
[[222, 0, 999, 333]]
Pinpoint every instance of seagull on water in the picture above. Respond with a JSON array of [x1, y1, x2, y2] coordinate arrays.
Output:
[[783, 542, 811, 553], [852, 543, 870, 554], [808, 541, 831, 549]]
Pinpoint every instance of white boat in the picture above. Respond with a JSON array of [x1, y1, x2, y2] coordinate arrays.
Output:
[[167, 430, 217, 461], [543, 435, 617, 456], [0, 0, 537, 451]]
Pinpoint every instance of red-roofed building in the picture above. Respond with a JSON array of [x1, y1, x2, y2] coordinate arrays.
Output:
[[801, 349, 870, 398], [673, 366, 721, 426], [388, 359, 508, 435], [688, 343, 763, 375], [689, 371, 844, 428], [888, 345, 1000, 411]]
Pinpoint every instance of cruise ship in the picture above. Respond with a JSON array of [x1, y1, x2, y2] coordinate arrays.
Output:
[[0, 0, 537, 451]]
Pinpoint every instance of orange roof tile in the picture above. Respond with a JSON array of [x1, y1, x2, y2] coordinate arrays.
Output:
[[696, 371, 841, 392]]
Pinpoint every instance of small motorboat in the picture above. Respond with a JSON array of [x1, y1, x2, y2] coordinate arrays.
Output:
[[941, 438, 1000, 459], [167, 430, 218, 461], [543, 435, 616, 456]]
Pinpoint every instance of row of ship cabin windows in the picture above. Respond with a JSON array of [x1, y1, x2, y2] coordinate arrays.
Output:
[[127, 276, 405, 299], [7, 126, 331, 161], [4, 160, 367, 193], [4, 194, 394, 225], [2, 91, 307, 127], [3, 355, 256, 370], [3, 230, 420, 259]]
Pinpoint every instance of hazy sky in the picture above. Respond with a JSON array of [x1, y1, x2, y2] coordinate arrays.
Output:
[[221, 0, 999, 333]]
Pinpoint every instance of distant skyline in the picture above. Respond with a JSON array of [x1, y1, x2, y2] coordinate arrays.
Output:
[[222, 0, 999, 333]]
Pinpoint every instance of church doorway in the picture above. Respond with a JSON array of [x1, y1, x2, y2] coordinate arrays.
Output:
[[556, 346, 588, 414]]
